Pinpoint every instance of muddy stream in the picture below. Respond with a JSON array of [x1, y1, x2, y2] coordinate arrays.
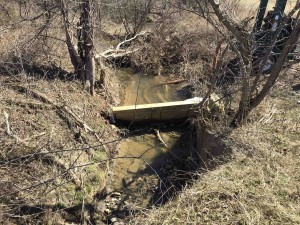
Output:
[[103, 69, 196, 220]]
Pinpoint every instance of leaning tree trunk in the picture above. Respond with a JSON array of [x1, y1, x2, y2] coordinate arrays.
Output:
[[60, 0, 83, 78], [61, 0, 95, 95], [231, 15, 300, 127]]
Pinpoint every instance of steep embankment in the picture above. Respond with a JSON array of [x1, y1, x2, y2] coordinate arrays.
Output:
[[0, 74, 121, 224]]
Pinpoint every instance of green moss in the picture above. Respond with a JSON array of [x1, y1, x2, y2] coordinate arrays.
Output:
[[91, 149, 106, 163]]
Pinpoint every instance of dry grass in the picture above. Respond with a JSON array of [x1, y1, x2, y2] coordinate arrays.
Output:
[[0, 13, 121, 223], [126, 3, 300, 224], [0, 2, 124, 223], [128, 69, 300, 224], [1, 1, 299, 224], [0, 74, 120, 223]]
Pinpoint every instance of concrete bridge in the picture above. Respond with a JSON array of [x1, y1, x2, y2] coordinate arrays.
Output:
[[112, 97, 203, 122]]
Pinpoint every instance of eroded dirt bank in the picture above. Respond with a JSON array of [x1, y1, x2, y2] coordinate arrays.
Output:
[[0, 73, 122, 224]]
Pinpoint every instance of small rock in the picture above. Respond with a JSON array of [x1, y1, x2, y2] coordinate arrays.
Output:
[[123, 201, 129, 206], [111, 197, 117, 202], [111, 192, 122, 197], [111, 217, 118, 223], [127, 167, 138, 173], [104, 208, 111, 214], [297, 100, 300, 104], [114, 222, 125, 225]]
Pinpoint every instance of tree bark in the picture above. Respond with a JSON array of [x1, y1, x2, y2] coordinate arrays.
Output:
[[231, 16, 300, 127], [207, 0, 251, 60], [81, 0, 95, 95], [60, 0, 83, 78], [60, 0, 95, 95]]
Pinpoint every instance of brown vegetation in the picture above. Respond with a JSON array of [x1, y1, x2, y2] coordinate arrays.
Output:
[[0, 0, 299, 224], [129, 68, 300, 224], [0, 74, 121, 224]]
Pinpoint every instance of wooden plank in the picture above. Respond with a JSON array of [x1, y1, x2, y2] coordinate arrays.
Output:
[[112, 97, 202, 122]]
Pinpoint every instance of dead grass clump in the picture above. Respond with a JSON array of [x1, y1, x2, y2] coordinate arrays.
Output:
[[128, 75, 300, 224], [0, 75, 118, 223]]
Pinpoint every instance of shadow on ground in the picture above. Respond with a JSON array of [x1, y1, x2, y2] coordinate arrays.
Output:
[[0, 62, 74, 80], [104, 122, 232, 221]]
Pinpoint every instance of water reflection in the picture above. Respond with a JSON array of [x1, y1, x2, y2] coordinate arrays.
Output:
[[109, 69, 190, 207], [117, 69, 182, 105]]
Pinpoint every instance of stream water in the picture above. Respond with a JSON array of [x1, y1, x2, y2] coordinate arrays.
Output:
[[97, 69, 229, 224], [107, 69, 194, 207], [117, 68, 183, 105]]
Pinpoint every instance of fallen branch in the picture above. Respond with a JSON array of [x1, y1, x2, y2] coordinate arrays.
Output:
[[2, 111, 81, 187], [3, 111, 12, 136], [95, 31, 150, 60], [3, 110, 47, 148], [5, 99, 53, 110], [116, 31, 148, 50], [41, 149, 81, 187], [154, 129, 168, 148], [95, 48, 139, 60], [9, 85, 55, 105], [153, 79, 188, 87], [3, 111, 23, 143]]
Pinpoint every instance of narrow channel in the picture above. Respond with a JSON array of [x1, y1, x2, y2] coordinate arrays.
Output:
[[106, 69, 195, 210]]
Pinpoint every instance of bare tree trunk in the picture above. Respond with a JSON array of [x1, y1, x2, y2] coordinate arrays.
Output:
[[204, 0, 300, 128], [85, 55, 95, 95], [60, 0, 95, 95], [251, 16, 300, 107], [207, 0, 251, 59], [231, 16, 300, 127], [60, 0, 83, 78], [81, 0, 95, 95]]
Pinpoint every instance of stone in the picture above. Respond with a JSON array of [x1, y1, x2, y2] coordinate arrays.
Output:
[[123, 201, 129, 205], [95, 202, 106, 213], [104, 208, 111, 214], [111, 192, 122, 197], [110, 217, 117, 223]]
